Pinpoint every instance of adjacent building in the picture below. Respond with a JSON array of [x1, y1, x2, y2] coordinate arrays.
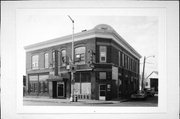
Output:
[[24, 24, 141, 100], [145, 71, 158, 93]]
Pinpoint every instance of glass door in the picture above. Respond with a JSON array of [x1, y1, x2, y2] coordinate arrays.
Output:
[[99, 84, 106, 100]]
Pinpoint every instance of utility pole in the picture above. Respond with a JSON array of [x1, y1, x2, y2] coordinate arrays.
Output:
[[141, 55, 155, 91], [141, 56, 146, 91], [68, 15, 75, 102]]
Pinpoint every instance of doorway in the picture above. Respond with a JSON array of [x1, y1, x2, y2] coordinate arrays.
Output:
[[99, 84, 106, 100], [57, 82, 64, 97]]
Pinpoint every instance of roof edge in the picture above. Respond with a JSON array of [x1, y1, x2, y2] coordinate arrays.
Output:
[[24, 24, 141, 58]]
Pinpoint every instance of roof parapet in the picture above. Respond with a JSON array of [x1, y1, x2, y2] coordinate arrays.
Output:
[[24, 24, 141, 58]]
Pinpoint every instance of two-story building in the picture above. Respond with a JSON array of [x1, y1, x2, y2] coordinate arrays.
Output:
[[24, 24, 141, 100]]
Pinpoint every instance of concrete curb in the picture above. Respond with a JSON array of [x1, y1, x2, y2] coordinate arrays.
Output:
[[23, 97, 127, 104]]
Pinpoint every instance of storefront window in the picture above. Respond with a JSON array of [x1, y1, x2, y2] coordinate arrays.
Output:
[[81, 72, 90, 82], [75, 72, 90, 82], [29, 75, 38, 93], [39, 75, 49, 93], [34, 83, 38, 92], [28, 74, 48, 94]]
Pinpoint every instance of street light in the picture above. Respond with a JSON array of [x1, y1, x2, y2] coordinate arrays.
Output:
[[68, 15, 75, 102], [141, 55, 155, 90]]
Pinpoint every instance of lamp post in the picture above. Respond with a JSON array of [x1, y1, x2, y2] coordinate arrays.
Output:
[[141, 55, 155, 90], [68, 15, 75, 102]]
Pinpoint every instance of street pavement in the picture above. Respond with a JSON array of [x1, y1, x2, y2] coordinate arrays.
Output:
[[23, 95, 158, 107]]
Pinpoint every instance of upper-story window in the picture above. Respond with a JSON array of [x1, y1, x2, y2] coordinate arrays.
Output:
[[61, 49, 66, 66], [119, 51, 121, 67], [132, 60, 134, 72], [52, 51, 55, 67], [133, 60, 135, 72], [32, 55, 39, 69], [135, 61, 138, 73], [99, 46, 107, 63], [126, 55, 129, 69], [130, 58, 132, 71], [75, 46, 85, 64], [124, 55, 127, 69], [44, 53, 49, 68], [122, 53, 124, 67]]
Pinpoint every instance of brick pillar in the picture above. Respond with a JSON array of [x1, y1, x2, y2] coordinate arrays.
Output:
[[91, 71, 96, 100], [66, 75, 71, 98]]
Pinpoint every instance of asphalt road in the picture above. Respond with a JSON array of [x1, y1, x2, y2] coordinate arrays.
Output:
[[23, 96, 158, 107]]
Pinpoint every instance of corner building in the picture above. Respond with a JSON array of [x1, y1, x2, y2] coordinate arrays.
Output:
[[24, 24, 141, 100]]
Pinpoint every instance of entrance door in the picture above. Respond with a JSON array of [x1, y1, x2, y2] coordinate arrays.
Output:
[[57, 82, 64, 97], [99, 84, 106, 100]]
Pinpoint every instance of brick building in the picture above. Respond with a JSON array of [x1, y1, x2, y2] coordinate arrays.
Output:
[[24, 24, 141, 100]]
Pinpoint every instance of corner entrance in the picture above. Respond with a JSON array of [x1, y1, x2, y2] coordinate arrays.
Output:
[[51, 81, 66, 98], [99, 84, 106, 100], [57, 82, 64, 97]]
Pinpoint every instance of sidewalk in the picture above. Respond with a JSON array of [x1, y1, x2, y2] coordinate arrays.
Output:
[[23, 96, 129, 104]]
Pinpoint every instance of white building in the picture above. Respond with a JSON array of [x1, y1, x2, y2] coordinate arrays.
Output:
[[144, 71, 158, 92]]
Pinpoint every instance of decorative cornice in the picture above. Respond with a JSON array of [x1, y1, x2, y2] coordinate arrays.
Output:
[[24, 24, 141, 59]]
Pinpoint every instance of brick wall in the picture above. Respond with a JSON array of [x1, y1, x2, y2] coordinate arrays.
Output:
[[26, 38, 96, 73]]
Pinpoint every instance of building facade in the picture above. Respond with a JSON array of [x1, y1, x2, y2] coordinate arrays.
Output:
[[24, 24, 141, 100], [145, 71, 158, 93]]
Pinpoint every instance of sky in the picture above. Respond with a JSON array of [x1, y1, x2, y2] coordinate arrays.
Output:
[[17, 14, 158, 77]]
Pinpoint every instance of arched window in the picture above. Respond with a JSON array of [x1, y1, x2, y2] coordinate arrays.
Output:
[[44, 53, 49, 68], [31, 55, 39, 69], [61, 49, 66, 66], [75, 46, 85, 64], [52, 51, 55, 67]]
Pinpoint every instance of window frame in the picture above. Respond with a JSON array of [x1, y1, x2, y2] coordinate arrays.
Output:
[[61, 49, 66, 66], [44, 53, 49, 68], [74, 46, 86, 64], [119, 51, 121, 67], [124, 55, 127, 69], [127, 56, 129, 70], [122, 53, 124, 67], [99, 46, 107, 63], [52, 51, 55, 68], [31, 55, 39, 69]]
